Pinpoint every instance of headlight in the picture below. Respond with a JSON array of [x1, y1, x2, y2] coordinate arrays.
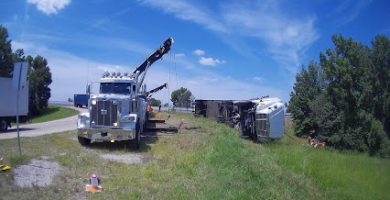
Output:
[[121, 115, 136, 122], [77, 112, 90, 129], [128, 116, 135, 121], [91, 99, 97, 105]]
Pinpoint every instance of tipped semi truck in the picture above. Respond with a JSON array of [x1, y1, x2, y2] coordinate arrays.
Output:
[[193, 97, 285, 142]]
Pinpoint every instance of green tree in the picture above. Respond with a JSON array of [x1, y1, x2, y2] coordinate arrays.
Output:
[[26, 55, 52, 116], [149, 98, 161, 106], [0, 25, 14, 77], [320, 35, 373, 151], [308, 92, 339, 137], [288, 62, 324, 137], [13, 49, 25, 62], [171, 87, 194, 108], [291, 34, 390, 156], [369, 35, 390, 136]]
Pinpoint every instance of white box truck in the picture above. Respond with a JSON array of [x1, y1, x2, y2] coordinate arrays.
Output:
[[0, 62, 29, 132]]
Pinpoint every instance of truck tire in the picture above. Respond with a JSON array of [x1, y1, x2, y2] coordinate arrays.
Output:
[[78, 136, 91, 146], [0, 119, 8, 133], [130, 124, 141, 150]]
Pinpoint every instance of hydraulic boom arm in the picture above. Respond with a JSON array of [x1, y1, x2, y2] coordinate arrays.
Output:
[[132, 38, 174, 75], [146, 83, 168, 97]]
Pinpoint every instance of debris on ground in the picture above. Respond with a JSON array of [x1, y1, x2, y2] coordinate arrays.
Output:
[[0, 164, 12, 171], [100, 153, 154, 165], [0, 156, 12, 171], [178, 119, 185, 129], [146, 119, 178, 133], [307, 136, 326, 148], [13, 158, 62, 188], [85, 173, 103, 193]]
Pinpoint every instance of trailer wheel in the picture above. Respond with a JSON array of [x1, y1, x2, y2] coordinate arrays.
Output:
[[77, 136, 91, 146], [0, 119, 8, 133]]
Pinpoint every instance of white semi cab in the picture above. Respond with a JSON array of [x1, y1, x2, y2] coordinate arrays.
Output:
[[77, 38, 173, 149], [77, 73, 146, 148], [252, 97, 285, 141]]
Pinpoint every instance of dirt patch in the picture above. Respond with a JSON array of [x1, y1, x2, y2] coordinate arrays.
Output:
[[100, 153, 154, 165], [13, 158, 62, 188]]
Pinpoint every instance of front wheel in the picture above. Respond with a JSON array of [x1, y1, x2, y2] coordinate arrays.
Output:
[[78, 136, 91, 146], [130, 124, 141, 150]]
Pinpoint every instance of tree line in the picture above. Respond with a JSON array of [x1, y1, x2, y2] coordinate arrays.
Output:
[[0, 25, 52, 117], [289, 34, 390, 157]]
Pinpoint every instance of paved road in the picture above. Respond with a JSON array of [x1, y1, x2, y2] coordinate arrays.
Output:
[[0, 106, 85, 140]]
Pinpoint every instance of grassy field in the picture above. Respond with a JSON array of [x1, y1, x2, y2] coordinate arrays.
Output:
[[24, 105, 79, 124], [0, 112, 389, 200]]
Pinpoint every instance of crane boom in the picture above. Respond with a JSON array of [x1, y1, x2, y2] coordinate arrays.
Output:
[[146, 83, 168, 97], [132, 37, 174, 75]]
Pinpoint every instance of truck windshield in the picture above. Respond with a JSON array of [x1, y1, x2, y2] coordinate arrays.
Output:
[[100, 83, 131, 94]]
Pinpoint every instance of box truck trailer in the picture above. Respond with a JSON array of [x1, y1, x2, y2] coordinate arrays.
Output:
[[0, 62, 29, 132]]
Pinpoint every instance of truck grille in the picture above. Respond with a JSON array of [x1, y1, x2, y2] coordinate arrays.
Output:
[[90, 99, 118, 127], [256, 114, 268, 137]]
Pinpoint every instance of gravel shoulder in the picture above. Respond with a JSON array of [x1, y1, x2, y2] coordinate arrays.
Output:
[[13, 157, 63, 188]]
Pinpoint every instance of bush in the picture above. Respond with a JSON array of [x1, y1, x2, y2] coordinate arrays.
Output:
[[367, 117, 387, 156]]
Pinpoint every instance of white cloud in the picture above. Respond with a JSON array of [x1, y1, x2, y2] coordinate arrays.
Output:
[[252, 76, 264, 82], [27, 0, 71, 15], [332, 0, 372, 25], [192, 49, 205, 56], [221, 1, 318, 72], [91, 7, 132, 30], [140, 0, 318, 74], [12, 40, 131, 101], [141, 0, 226, 32], [198, 57, 225, 66], [175, 53, 185, 57]]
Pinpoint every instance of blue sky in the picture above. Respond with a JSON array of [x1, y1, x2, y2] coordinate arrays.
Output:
[[1, 0, 389, 104]]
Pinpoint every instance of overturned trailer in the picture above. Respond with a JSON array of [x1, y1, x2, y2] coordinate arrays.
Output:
[[193, 97, 285, 142]]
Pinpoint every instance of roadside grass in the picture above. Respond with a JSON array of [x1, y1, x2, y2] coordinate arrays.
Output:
[[24, 105, 78, 124], [0, 112, 388, 199], [265, 118, 390, 200]]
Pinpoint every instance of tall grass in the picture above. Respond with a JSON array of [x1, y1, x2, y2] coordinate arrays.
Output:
[[265, 119, 390, 200]]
